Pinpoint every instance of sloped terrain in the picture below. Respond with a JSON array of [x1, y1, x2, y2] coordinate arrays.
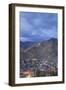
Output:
[[20, 38, 58, 77]]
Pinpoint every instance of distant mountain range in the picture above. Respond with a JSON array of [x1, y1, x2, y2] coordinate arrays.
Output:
[[20, 38, 58, 77], [20, 38, 57, 49], [20, 41, 36, 49]]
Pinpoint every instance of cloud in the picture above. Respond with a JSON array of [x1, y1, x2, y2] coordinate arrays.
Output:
[[33, 18, 42, 26], [31, 31, 37, 35], [20, 12, 58, 42], [41, 29, 57, 38], [20, 18, 33, 31], [20, 37, 32, 42]]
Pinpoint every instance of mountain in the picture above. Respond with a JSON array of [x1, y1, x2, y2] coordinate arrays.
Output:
[[20, 38, 58, 77], [20, 41, 37, 49]]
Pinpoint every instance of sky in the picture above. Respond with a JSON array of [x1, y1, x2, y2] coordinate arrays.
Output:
[[20, 12, 58, 42]]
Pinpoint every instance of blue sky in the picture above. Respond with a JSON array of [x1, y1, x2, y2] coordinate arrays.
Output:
[[20, 12, 58, 42]]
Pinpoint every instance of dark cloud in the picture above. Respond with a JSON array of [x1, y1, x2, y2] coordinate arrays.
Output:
[[20, 12, 58, 42]]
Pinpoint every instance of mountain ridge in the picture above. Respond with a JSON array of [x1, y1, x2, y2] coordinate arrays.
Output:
[[20, 38, 58, 77], [20, 38, 57, 50]]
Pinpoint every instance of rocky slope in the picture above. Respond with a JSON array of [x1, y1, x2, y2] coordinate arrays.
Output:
[[20, 38, 58, 77]]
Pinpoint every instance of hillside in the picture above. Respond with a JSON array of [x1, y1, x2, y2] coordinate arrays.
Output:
[[20, 38, 58, 77]]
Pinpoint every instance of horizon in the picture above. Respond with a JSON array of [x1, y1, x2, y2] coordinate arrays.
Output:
[[20, 37, 57, 42]]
